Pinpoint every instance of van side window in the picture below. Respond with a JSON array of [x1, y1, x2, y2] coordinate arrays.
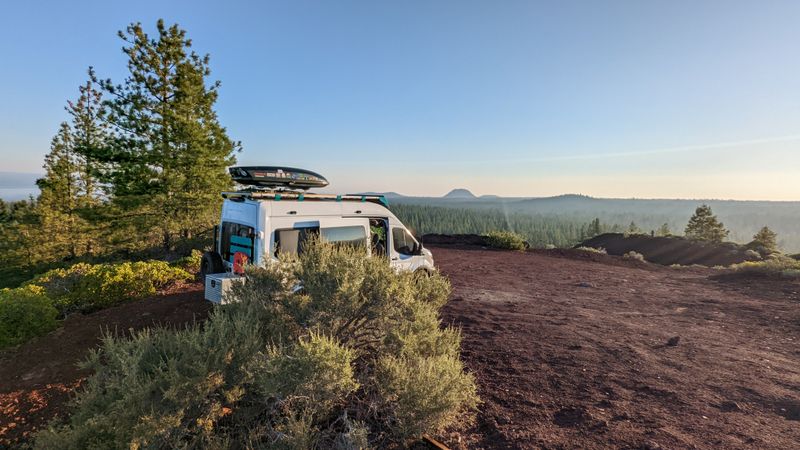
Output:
[[221, 222, 255, 263], [274, 225, 367, 256], [321, 226, 367, 249], [392, 227, 417, 255], [275, 227, 319, 256]]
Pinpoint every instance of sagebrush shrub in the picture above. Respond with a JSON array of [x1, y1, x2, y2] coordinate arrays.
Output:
[[575, 246, 607, 254], [27, 260, 191, 315], [36, 241, 478, 448], [622, 251, 646, 262], [731, 255, 800, 278], [484, 230, 527, 251], [0, 285, 59, 348]]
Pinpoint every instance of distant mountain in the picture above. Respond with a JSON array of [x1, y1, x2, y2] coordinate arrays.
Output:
[[443, 188, 476, 199], [0, 172, 41, 188], [0, 172, 41, 201]]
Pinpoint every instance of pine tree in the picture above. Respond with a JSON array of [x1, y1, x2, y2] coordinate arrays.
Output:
[[36, 123, 84, 259], [587, 218, 602, 237], [67, 73, 109, 203], [98, 20, 239, 249], [751, 226, 778, 252], [656, 223, 671, 237], [626, 221, 641, 235], [684, 204, 728, 243]]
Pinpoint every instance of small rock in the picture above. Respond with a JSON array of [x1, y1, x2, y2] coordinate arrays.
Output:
[[666, 336, 680, 347], [576, 282, 595, 288]]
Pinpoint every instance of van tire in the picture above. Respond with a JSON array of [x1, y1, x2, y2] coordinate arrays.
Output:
[[414, 268, 432, 279], [200, 251, 224, 282]]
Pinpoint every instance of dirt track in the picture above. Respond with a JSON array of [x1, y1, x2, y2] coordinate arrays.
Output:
[[434, 247, 800, 449], [1, 249, 799, 449]]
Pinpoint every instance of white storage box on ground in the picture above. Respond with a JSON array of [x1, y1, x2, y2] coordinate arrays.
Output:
[[204, 273, 245, 304]]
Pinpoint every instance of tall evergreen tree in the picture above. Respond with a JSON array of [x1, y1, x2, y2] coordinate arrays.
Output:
[[98, 20, 239, 249], [685, 204, 728, 243], [67, 73, 110, 202], [36, 123, 85, 259], [656, 223, 671, 237]]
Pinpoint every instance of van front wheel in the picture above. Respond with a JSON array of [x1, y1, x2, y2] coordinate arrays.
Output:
[[200, 251, 224, 282], [413, 268, 432, 279]]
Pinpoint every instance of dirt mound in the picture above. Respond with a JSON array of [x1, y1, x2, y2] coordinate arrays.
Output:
[[0, 284, 210, 447], [578, 233, 759, 266]]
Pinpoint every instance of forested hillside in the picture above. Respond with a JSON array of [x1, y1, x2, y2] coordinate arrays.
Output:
[[390, 196, 800, 252]]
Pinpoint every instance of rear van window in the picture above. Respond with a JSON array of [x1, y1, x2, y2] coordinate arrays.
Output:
[[221, 222, 255, 263]]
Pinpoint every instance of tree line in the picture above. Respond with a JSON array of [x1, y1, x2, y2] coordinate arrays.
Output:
[[0, 20, 237, 285], [393, 202, 784, 253]]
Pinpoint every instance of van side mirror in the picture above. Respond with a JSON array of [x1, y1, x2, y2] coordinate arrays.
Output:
[[413, 241, 423, 255]]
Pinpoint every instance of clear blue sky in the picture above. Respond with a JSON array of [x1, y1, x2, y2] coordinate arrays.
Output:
[[1, 0, 799, 199]]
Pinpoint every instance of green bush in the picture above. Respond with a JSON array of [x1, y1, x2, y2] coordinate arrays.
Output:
[[484, 230, 527, 251], [731, 255, 800, 278], [0, 285, 59, 348], [27, 260, 191, 315], [171, 249, 203, 273], [36, 240, 478, 448]]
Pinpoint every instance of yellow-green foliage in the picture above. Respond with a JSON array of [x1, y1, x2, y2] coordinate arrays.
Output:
[[731, 255, 800, 278], [28, 260, 191, 314], [484, 230, 527, 251], [0, 285, 59, 348], [622, 251, 646, 262], [36, 241, 478, 448], [171, 249, 204, 273]]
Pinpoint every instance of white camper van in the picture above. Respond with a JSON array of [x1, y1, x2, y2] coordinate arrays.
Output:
[[201, 166, 434, 303]]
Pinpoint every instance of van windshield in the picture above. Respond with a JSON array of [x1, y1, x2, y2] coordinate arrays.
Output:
[[274, 225, 367, 256]]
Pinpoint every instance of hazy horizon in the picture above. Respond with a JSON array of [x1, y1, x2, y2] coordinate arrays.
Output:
[[3, 170, 800, 203], [1, 1, 799, 200]]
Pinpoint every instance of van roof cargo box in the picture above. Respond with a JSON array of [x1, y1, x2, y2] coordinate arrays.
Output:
[[229, 166, 329, 190]]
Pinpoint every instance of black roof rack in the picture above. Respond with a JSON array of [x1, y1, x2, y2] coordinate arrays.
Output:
[[221, 190, 389, 207]]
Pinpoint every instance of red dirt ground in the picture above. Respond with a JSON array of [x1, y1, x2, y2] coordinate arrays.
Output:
[[2, 249, 799, 449], [435, 247, 800, 449]]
